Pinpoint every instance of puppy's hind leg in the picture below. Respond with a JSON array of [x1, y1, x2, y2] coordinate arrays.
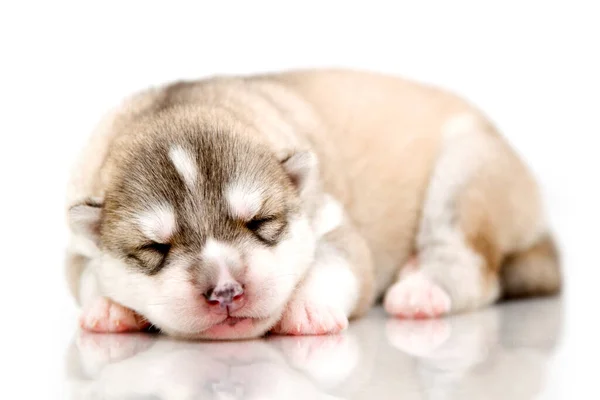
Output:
[[385, 115, 547, 318]]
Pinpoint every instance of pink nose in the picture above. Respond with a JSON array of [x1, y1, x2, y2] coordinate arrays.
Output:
[[204, 282, 245, 309]]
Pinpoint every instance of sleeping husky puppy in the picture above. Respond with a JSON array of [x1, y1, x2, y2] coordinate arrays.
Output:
[[65, 69, 561, 339]]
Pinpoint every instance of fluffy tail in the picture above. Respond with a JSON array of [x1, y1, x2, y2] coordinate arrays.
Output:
[[500, 234, 562, 299]]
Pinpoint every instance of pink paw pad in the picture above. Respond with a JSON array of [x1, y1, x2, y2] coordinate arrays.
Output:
[[271, 301, 348, 336], [384, 272, 451, 319], [80, 297, 150, 333]]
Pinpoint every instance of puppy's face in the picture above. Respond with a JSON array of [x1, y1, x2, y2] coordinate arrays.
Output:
[[70, 118, 321, 339]]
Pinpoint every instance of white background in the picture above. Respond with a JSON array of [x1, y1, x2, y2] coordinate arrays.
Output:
[[0, 1, 598, 398]]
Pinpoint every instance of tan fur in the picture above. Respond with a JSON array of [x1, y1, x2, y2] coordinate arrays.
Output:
[[66, 68, 560, 324], [501, 235, 561, 298], [270, 70, 488, 294], [456, 124, 553, 306]]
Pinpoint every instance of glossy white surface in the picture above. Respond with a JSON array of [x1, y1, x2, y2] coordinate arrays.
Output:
[[64, 299, 564, 400]]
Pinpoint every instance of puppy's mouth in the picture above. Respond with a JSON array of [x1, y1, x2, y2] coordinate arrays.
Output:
[[220, 316, 248, 327]]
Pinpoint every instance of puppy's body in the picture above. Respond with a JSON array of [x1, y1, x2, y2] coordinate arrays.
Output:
[[66, 69, 560, 339]]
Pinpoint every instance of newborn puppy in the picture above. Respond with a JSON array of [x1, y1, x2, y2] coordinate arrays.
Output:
[[65, 69, 561, 340]]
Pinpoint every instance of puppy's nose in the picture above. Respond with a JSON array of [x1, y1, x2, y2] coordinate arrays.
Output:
[[204, 282, 244, 307]]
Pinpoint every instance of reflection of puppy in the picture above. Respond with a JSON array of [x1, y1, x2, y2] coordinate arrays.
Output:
[[65, 332, 354, 400], [268, 335, 361, 389], [66, 69, 561, 340], [384, 298, 564, 400]]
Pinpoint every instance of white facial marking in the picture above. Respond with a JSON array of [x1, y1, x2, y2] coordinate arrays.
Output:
[[169, 145, 197, 189], [226, 183, 263, 220], [136, 203, 176, 243], [201, 239, 243, 281]]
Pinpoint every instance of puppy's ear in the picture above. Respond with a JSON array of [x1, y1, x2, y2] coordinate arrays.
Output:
[[68, 198, 103, 245], [281, 151, 318, 193]]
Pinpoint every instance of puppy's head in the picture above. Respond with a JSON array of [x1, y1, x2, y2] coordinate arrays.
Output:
[[69, 111, 327, 339]]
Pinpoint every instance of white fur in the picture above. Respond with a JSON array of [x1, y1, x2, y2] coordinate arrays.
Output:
[[225, 183, 262, 220], [243, 216, 317, 318], [413, 114, 500, 312], [136, 203, 177, 243], [441, 113, 482, 140], [94, 253, 217, 336], [78, 263, 100, 308], [69, 234, 101, 259], [313, 194, 344, 237], [272, 239, 357, 335], [201, 238, 244, 282], [297, 241, 359, 316], [168, 145, 198, 189]]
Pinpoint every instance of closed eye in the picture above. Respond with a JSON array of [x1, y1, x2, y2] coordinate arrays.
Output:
[[246, 216, 276, 232], [127, 241, 172, 275], [246, 215, 286, 245], [140, 241, 171, 255]]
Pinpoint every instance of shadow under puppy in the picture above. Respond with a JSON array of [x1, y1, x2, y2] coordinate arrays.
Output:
[[65, 69, 561, 340]]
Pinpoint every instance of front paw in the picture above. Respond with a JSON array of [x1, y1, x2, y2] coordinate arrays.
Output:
[[80, 297, 150, 333], [271, 299, 348, 336]]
